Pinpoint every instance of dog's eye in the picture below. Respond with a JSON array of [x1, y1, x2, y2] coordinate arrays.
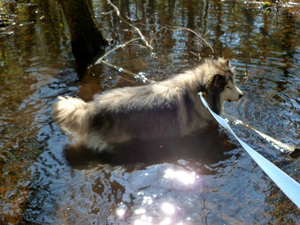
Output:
[[226, 86, 231, 89]]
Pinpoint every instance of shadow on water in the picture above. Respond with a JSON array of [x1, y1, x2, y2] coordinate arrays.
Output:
[[64, 126, 235, 171]]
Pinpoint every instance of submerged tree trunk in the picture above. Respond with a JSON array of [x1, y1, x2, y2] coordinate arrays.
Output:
[[58, 0, 107, 73]]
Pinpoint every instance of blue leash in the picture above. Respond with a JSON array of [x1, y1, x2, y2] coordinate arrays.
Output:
[[199, 92, 300, 208]]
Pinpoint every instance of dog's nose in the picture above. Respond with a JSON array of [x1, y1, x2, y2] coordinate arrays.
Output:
[[239, 94, 244, 99]]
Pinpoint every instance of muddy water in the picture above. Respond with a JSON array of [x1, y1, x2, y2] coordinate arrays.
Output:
[[1, 0, 300, 224]]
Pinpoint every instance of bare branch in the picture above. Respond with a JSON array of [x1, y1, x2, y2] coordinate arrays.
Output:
[[93, 37, 141, 66], [99, 60, 155, 84], [106, 0, 120, 16], [107, 0, 153, 51], [224, 113, 299, 157], [162, 25, 214, 53]]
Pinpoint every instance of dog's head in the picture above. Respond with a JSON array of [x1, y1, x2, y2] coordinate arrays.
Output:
[[206, 58, 243, 100], [210, 73, 244, 103], [198, 58, 243, 113]]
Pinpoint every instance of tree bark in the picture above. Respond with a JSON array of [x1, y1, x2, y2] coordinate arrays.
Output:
[[58, 0, 108, 72]]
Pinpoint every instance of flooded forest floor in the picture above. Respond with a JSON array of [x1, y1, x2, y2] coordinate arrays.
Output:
[[1, 0, 300, 224]]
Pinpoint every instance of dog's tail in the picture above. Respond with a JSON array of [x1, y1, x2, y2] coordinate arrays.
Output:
[[52, 96, 95, 137]]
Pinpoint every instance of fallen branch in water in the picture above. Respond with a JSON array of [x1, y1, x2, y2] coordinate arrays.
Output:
[[93, 37, 141, 66], [224, 113, 300, 158], [98, 60, 155, 84], [90, 37, 155, 83]]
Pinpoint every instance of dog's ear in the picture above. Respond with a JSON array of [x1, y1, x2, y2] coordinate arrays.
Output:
[[218, 58, 231, 68], [211, 74, 226, 90]]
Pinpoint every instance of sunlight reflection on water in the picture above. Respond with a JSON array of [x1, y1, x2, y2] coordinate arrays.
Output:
[[161, 202, 175, 215], [115, 168, 200, 225], [116, 207, 126, 217], [164, 168, 198, 185], [134, 217, 152, 225]]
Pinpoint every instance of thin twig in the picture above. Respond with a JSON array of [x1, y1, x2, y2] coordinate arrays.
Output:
[[190, 51, 202, 61], [164, 25, 214, 53], [99, 10, 115, 15], [107, 0, 153, 51], [240, 68, 262, 83], [131, 21, 214, 54], [149, 26, 168, 46], [107, 0, 120, 16], [99, 60, 155, 84], [93, 38, 141, 65], [127, 43, 151, 50]]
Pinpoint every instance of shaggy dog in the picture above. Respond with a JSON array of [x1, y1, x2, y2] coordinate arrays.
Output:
[[52, 58, 243, 152]]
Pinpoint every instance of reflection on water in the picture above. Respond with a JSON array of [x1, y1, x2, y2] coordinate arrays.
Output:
[[1, 0, 300, 224], [164, 168, 197, 185], [161, 202, 175, 215], [128, 171, 196, 225]]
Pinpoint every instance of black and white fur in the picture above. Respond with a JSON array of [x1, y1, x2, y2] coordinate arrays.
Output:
[[52, 58, 243, 152]]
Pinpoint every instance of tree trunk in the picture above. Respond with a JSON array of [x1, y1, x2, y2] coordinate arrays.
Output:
[[58, 0, 108, 72]]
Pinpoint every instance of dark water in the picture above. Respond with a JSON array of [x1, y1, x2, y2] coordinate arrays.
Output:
[[1, 0, 300, 224]]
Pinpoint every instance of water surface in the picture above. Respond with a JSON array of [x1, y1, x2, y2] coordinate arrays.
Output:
[[0, 0, 300, 224]]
